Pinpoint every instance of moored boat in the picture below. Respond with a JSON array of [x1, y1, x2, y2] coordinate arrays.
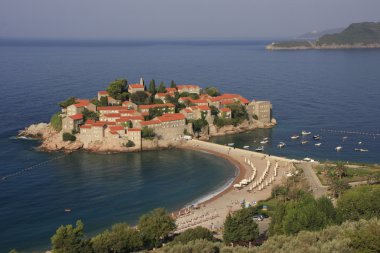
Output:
[[260, 140, 268, 144], [335, 146, 342, 151], [302, 130, 311, 135], [227, 143, 234, 146], [301, 140, 308, 144], [315, 143, 322, 146], [291, 135, 300, 140], [243, 145, 250, 149], [313, 135, 320, 140], [255, 146, 264, 152], [277, 142, 286, 148]]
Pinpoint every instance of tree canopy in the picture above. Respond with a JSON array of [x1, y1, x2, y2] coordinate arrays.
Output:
[[91, 223, 143, 253], [204, 87, 220, 97], [59, 97, 77, 108], [173, 226, 215, 244], [106, 79, 128, 101], [223, 207, 259, 244], [51, 220, 92, 253], [138, 208, 176, 248]]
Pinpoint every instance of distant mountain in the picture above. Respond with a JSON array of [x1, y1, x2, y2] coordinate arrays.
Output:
[[267, 22, 380, 50], [298, 28, 344, 40], [317, 22, 380, 46]]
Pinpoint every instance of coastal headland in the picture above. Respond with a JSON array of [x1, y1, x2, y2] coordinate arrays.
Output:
[[19, 78, 276, 153]]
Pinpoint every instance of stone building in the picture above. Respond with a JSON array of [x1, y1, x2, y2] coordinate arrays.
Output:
[[62, 113, 84, 132], [128, 84, 145, 93], [177, 85, 201, 94], [248, 101, 272, 123]]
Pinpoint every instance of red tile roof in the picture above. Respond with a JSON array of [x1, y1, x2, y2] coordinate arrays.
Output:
[[129, 84, 144, 89], [157, 113, 185, 122], [128, 128, 141, 132], [140, 120, 161, 126], [191, 99, 208, 104], [69, 113, 83, 120], [103, 113, 121, 118], [239, 97, 250, 104], [177, 85, 200, 90], [80, 124, 92, 129], [220, 99, 235, 105], [166, 88, 177, 93], [155, 93, 168, 97], [86, 119, 95, 124], [197, 105, 211, 111], [120, 109, 137, 114], [98, 91, 108, 95], [73, 99, 90, 107], [109, 125, 125, 131], [97, 106, 125, 111], [220, 108, 231, 112], [92, 122, 106, 127], [139, 103, 175, 109]]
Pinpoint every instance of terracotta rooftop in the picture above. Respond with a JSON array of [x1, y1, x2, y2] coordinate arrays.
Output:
[[139, 103, 175, 109], [69, 113, 83, 120], [97, 106, 125, 111], [98, 91, 108, 95], [140, 120, 161, 126], [128, 128, 141, 132], [129, 84, 144, 89]]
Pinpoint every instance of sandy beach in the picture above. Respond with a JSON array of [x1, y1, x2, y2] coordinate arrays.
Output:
[[174, 139, 299, 234]]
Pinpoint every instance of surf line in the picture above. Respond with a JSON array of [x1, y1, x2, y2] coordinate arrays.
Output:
[[0, 154, 67, 182]]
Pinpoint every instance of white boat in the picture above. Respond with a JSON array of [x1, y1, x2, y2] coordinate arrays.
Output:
[[358, 141, 362, 145], [301, 140, 308, 144], [243, 145, 250, 149], [255, 146, 264, 152], [260, 140, 269, 144], [291, 135, 300, 140], [227, 143, 234, 146], [263, 137, 269, 141], [342, 136, 348, 141], [277, 142, 286, 148], [355, 148, 368, 152], [315, 143, 322, 146], [335, 146, 342, 151], [313, 135, 320, 140], [303, 157, 312, 161], [302, 131, 311, 135]]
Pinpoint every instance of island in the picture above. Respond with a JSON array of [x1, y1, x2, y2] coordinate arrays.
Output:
[[19, 78, 275, 152], [266, 21, 380, 50]]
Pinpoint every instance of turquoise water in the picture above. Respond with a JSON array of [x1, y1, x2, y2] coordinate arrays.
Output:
[[1, 40, 380, 251]]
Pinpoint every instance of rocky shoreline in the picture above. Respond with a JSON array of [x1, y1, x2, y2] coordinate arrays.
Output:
[[18, 119, 277, 153]]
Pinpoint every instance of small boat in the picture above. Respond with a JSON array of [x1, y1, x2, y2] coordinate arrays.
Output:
[[243, 145, 250, 149], [355, 148, 368, 152], [255, 146, 264, 152], [342, 136, 348, 141], [260, 140, 269, 144], [263, 137, 269, 141], [64, 209, 72, 212], [303, 157, 312, 162], [291, 135, 300, 140], [313, 135, 320, 140], [227, 143, 234, 146], [358, 141, 362, 145], [315, 143, 322, 146], [277, 142, 286, 148], [335, 146, 342, 151], [301, 140, 308, 144], [302, 131, 311, 135]]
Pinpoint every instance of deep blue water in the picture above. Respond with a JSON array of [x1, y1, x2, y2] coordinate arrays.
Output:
[[1, 40, 380, 252]]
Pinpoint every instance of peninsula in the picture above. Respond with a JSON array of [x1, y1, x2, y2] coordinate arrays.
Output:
[[266, 21, 380, 50], [20, 78, 275, 152]]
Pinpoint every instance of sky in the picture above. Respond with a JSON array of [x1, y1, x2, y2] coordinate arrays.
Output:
[[0, 0, 379, 40]]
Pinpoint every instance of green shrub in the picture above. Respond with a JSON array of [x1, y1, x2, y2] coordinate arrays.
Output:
[[62, 132, 76, 142], [173, 226, 215, 244], [124, 140, 135, 147], [50, 112, 62, 132], [141, 127, 156, 139]]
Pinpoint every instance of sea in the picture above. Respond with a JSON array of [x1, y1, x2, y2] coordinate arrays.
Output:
[[0, 40, 379, 252]]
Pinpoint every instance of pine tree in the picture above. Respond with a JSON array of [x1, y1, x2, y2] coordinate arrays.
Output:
[[149, 79, 156, 94]]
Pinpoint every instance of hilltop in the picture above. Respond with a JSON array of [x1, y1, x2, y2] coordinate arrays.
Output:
[[267, 21, 380, 50]]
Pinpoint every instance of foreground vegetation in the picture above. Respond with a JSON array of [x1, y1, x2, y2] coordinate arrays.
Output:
[[9, 167, 380, 252]]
